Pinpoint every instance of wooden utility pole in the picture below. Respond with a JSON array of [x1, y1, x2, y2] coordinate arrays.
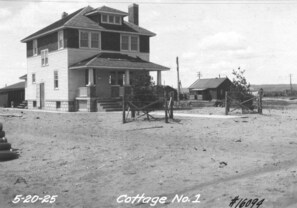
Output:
[[197, 72, 202, 79], [176, 57, 180, 105]]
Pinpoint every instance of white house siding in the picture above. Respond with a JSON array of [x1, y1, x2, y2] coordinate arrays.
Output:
[[68, 48, 99, 101], [26, 49, 69, 111]]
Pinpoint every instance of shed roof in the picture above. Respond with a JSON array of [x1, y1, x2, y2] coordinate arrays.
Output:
[[21, 6, 155, 42], [0, 82, 25, 93], [70, 52, 169, 71], [188, 78, 230, 90]]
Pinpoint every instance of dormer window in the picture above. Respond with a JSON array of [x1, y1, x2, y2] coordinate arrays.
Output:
[[33, 39, 38, 56], [101, 14, 121, 25]]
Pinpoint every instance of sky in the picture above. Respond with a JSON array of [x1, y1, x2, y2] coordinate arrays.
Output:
[[0, 0, 297, 88]]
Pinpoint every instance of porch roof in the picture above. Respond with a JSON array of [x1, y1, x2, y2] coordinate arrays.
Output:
[[69, 53, 170, 71]]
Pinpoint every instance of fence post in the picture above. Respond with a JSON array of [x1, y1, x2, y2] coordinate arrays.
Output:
[[258, 88, 263, 114], [164, 90, 168, 123], [169, 92, 174, 119], [122, 87, 126, 124], [225, 91, 229, 115]]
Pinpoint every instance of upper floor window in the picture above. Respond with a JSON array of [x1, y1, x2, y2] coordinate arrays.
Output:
[[54, 71, 59, 89], [79, 31, 100, 49], [32, 73, 36, 84], [58, 30, 64, 49], [101, 14, 121, 25], [33, 39, 38, 56], [121, 35, 139, 52], [41, 49, 48, 66], [80, 31, 89, 48], [121, 35, 129, 51], [131, 36, 138, 51]]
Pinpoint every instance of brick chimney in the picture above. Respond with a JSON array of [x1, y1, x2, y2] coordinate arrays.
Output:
[[61, 12, 68, 19], [128, 4, 139, 25]]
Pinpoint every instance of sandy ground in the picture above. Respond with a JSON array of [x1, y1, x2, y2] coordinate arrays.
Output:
[[0, 106, 296, 208]]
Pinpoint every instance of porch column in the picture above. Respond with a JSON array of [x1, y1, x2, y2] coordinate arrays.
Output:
[[87, 68, 94, 86], [125, 70, 130, 86], [157, 71, 162, 85]]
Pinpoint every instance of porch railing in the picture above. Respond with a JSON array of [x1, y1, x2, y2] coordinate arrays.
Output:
[[78, 86, 96, 98]]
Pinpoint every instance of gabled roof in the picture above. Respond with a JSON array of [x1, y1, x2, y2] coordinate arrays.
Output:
[[19, 74, 27, 80], [21, 5, 155, 42], [70, 52, 169, 71], [85, 6, 128, 16], [189, 78, 231, 90], [0, 82, 25, 93], [21, 7, 85, 42]]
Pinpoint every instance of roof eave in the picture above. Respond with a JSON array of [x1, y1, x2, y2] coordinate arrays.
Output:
[[21, 26, 64, 43], [70, 65, 169, 71]]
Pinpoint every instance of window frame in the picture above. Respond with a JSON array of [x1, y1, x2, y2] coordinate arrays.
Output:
[[101, 14, 121, 25], [41, 49, 49, 67], [121, 35, 130, 51], [58, 30, 64, 49], [79, 31, 89, 48], [130, 36, 139, 52], [79, 30, 101, 49], [33, 39, 38, 56], [120, 35, 139, 52], [32, 73, 36, 84], [54, 71, 59, 90]]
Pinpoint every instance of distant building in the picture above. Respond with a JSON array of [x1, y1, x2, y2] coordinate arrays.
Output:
[[188, 77, 233, 100], [0, 82, 25, 107]]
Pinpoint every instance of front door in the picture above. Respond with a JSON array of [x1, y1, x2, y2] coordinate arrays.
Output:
[[40, 83, 45, 109], [110, 71, 124, 98]]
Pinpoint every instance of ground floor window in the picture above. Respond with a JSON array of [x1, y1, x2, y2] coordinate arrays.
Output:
[[54, 71, 59, 89], [56, 101, 61, 109], [33, 101, 37, 107]]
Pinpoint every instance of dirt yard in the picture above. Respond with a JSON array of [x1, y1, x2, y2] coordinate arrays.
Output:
[[0, 106, 296, 208]]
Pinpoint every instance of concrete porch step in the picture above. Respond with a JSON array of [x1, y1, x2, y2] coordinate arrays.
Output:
[[97, 98, 122, 112]]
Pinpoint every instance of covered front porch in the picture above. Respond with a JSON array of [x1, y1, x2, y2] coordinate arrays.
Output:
[[69, 53, 169, 112]]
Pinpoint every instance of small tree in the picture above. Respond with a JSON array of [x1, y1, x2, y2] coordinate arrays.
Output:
[[130, 71, 160, 107], [231, 67, 251, 94], [230, 67, 253, 110]]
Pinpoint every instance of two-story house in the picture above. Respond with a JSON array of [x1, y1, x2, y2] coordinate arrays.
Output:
[[21, 4, 169, 112]]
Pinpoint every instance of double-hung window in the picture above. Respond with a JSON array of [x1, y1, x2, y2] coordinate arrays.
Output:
[[131, 36, 138, 51], [33, 39, 38, 56], [91, 32, 99, 48], [54, 71, 59, 89], [80, 31, 89, 48], [121, 35, 129, 51], [32, 73, 36, 84], [58, 30, 64, 49], [41, 49, 48, 66], [79, 31, 100, 49], [121, 35, 139, 51]]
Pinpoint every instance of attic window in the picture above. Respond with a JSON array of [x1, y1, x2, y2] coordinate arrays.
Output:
[[101, 14, 121, 25]]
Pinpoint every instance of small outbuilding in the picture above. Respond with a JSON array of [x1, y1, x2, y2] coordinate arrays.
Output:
[[0, 82, 26, 107], [188, 77, 233, 101]]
